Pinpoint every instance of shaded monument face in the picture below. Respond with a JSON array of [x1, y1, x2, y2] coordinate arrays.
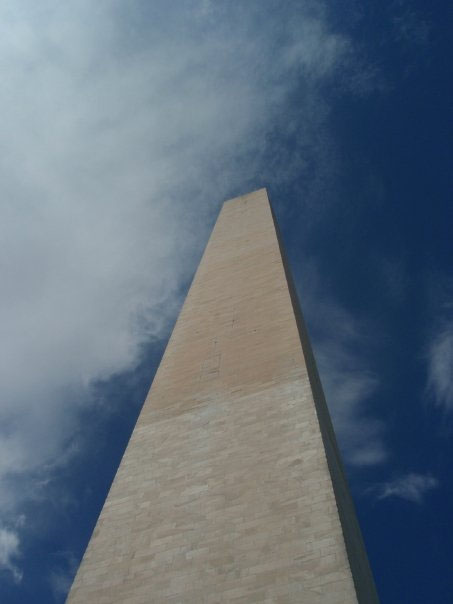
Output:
[[67, 189, 378, 603]]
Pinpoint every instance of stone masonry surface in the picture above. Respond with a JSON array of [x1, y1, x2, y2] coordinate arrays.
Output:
[[67, 189, 375, 603]]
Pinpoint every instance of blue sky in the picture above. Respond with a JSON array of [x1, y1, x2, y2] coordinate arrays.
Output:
[[0, 1, 451, 602]]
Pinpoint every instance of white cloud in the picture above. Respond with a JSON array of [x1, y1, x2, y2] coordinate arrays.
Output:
[[373, 473, 439, 504], [296, 264, 388, 466], [317, 342, 386, 466], [0, 527, 22, 583], [377, 255, 407, 306], [392, 5, 431, 48], [0, 0, 367, 581], [48, 551, 78, 601], [427, 322, 453, 411]]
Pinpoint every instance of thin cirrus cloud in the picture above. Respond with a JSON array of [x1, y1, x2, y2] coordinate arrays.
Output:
[[316, 340, 386, 467], [0, 528, 22, 584], [294, 263, 388, 467], [371, 473, 439, 504], [426, 321, 453, 411], [0, 0, 378, 584]]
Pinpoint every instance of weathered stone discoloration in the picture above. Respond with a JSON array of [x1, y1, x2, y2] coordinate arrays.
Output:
[[67, 189, 376, 603]]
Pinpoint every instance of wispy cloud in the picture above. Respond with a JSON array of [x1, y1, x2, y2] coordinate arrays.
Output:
[[0, 527, 22, 584], [317, 341, 386, 466], [0, 0, 374, 582], [371, 473, 439, 504], [377, 255, 408, 306], [48, 551, 78, 601], [391, 4, 431, 49], [295, 264, 387, 467], [426, 321, 453, 411]]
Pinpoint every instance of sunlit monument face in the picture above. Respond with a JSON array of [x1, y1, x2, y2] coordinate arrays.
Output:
[[67, 189, 378, 603]]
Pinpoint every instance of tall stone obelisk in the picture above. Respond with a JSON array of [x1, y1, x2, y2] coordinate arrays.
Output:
[[67, 189, 378, 603]]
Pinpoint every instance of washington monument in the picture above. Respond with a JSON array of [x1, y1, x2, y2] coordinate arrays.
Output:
[[67, 189, 378, 602]]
